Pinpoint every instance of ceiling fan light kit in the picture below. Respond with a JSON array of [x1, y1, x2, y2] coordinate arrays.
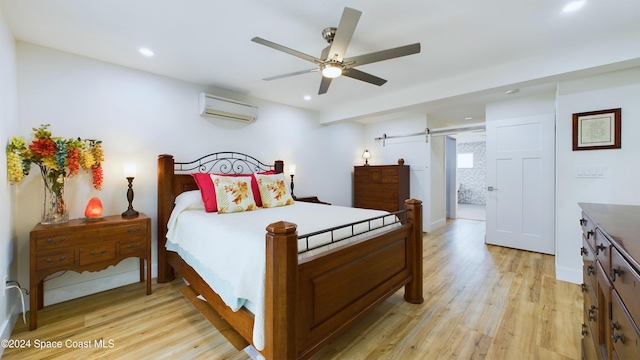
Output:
[[252, 7, 420, 94], [321, 62, 343, 78]]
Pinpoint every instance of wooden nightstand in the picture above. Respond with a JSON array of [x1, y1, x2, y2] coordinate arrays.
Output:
[[29, 213, 151, 330], [295, 196, 331, 205]]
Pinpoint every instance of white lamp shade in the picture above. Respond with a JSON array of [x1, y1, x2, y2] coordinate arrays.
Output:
[[123, 163, 137, 178], [362, 150, 372, 159], [289, 164, 296, 176]]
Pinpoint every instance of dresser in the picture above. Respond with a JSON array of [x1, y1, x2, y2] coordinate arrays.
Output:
[[579, 203, 640, 360], [354, 165, 409, 212], [29, 213, 152, 330]]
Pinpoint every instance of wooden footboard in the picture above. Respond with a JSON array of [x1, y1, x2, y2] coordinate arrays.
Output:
[[157, 154, 423, 360]]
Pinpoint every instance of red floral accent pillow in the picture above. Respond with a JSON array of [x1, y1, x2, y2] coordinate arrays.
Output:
[[192, 170, 277, 212]]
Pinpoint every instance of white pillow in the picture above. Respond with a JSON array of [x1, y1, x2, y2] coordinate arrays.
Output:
[[174, 190, 205, 213], [211, 175, 258, 213], [255, 173, 295, 208]]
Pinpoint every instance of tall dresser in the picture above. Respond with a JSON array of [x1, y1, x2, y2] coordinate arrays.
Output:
[[579, 203, 640, 360], [354, 165, 409, 212]]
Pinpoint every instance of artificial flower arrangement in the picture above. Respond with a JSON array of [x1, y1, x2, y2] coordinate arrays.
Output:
[[6, 124, 104, 224]]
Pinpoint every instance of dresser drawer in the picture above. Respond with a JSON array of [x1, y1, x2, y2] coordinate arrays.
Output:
[[611, 247, 640, 326], [35, 222, 148, 250], [118, 238, 148, 256], [79, 242, 116, 265], [594, 229, 610, 272], [582, 237, 597, 294], [36, 249, 74, 270], [583, 283, 599, 340], [611, 290, 640, 360], [580, 212, 597, 250]]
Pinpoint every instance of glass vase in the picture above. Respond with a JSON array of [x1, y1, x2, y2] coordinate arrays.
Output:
[[41, 169, 69, 225]]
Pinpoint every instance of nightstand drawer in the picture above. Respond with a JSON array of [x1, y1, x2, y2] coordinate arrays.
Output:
[[79, 242, 116, 265], [611, 290, 640, 359], [118, 239, 147, 256], [37, 250, 74, 270]]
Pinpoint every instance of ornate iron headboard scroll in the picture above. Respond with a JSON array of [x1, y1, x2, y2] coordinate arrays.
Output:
[[174, 151, 280, 175]]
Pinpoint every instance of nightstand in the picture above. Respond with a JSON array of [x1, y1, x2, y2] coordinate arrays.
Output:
[[295, 196, 331, 205], [29, 213, 151, 330]]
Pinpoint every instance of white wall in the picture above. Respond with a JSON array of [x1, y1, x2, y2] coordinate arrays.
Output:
[[555, 67, 640, 283], [0, 6, 19, 353], [14, 42, 363, 307], [362, 115, 430, 229]]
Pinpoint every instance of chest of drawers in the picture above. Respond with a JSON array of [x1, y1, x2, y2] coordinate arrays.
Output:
[[579, 203, 640, 360], [29, 213, 151, 330], [354, 165, 410, 212]]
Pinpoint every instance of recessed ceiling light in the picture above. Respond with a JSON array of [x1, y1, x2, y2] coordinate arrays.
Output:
[[562, 0, 585, 13], [139, 47, 154, 57], [303, 95, 311, 101], [505, 88, 520, 95], [464, 117, 473, 121]]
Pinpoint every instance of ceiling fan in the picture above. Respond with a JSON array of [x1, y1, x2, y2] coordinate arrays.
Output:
[[251, 7, 421, 95]]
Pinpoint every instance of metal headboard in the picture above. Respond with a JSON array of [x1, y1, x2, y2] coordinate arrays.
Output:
[[174, 151, 278, 174]]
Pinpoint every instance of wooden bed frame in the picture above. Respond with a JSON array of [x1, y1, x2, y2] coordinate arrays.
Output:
[[157, 152, 423, 360]]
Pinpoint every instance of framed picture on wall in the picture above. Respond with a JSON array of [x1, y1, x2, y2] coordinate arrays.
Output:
[[572, 108, 621, 151]]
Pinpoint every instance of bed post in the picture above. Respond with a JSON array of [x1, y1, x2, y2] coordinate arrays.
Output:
[[404, 199, 424, 304], [265, 221, 297, 360], [157, 154, 176, 283], [274, 160, 284, 174]]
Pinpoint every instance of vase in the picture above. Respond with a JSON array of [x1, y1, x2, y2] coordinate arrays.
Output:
[[41, 169, 69, 225]]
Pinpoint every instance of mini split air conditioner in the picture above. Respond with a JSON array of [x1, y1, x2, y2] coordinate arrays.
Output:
[[198, 93, 258, 123]]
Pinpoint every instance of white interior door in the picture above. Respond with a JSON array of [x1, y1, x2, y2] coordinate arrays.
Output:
[[485, 113, 555, 254]]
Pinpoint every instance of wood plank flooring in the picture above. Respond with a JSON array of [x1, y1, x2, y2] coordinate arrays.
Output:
[[4, 219, 582, 359]]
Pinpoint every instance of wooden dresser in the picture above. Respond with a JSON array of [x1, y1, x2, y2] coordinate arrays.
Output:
[[579, 203, 640, 360], [354, 165, 409, 212], [29, 213, 152, 330]]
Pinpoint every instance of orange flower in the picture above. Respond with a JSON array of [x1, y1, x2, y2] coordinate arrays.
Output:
[[29, 138, 56, 157]]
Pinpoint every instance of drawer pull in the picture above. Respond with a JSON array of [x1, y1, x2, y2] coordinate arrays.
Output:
[[595, 243, 606, 255], [611, 321, 620, 331], [90, 249, 108, 256], [580, 247, 587, 256], [581, 323, 588, 336], [587, 265, 595, 276], [579, 218, 586, 226], [127, 227, 141, 234], [610, 266, 621, 282], [126, 243, 142, 250], [581, 283, 587, 292], [586, 230, 594, 239], [611, 332, 625, 344], [45, 256, 67, 264], [588, 305, 597, 322], [45, 237, 66, 245]]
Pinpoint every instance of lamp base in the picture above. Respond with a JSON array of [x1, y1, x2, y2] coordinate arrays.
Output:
[[122, 209, 139, 218]]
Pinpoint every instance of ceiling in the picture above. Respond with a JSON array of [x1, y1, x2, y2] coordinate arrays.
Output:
[[1, 0, 639, 125]]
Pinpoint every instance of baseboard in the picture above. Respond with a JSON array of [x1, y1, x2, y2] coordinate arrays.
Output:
[[430, 217, 446, 231], [0, 303, 20, 358], [555, 264, 581, 284]]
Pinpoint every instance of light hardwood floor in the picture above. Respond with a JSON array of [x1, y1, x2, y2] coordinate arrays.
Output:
[[4, 219, 582, 359]]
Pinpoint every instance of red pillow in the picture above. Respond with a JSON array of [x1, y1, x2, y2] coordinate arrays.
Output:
[[192, 170, 277, 212], [192, 173, 218, 212]]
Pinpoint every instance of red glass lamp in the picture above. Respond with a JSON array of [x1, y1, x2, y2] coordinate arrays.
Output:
[[85, 197, 103, 219]]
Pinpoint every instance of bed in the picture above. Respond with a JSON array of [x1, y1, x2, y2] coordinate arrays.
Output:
[[157, 152, 423, 360]]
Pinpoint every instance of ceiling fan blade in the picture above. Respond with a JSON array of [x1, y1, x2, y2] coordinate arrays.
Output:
[[327, 7, 361, 61], [263, 68, 318, 81], [318, 77, 332, 95], [251, 37, 320, 64], [344, 43, 421, 67], [343, 68, 387, 86]]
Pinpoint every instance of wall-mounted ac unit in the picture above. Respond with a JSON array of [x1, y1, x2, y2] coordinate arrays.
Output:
[[198, 93, 258, 123]]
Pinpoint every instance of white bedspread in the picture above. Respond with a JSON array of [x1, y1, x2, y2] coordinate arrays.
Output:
[[166, 199, 398, 351]]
